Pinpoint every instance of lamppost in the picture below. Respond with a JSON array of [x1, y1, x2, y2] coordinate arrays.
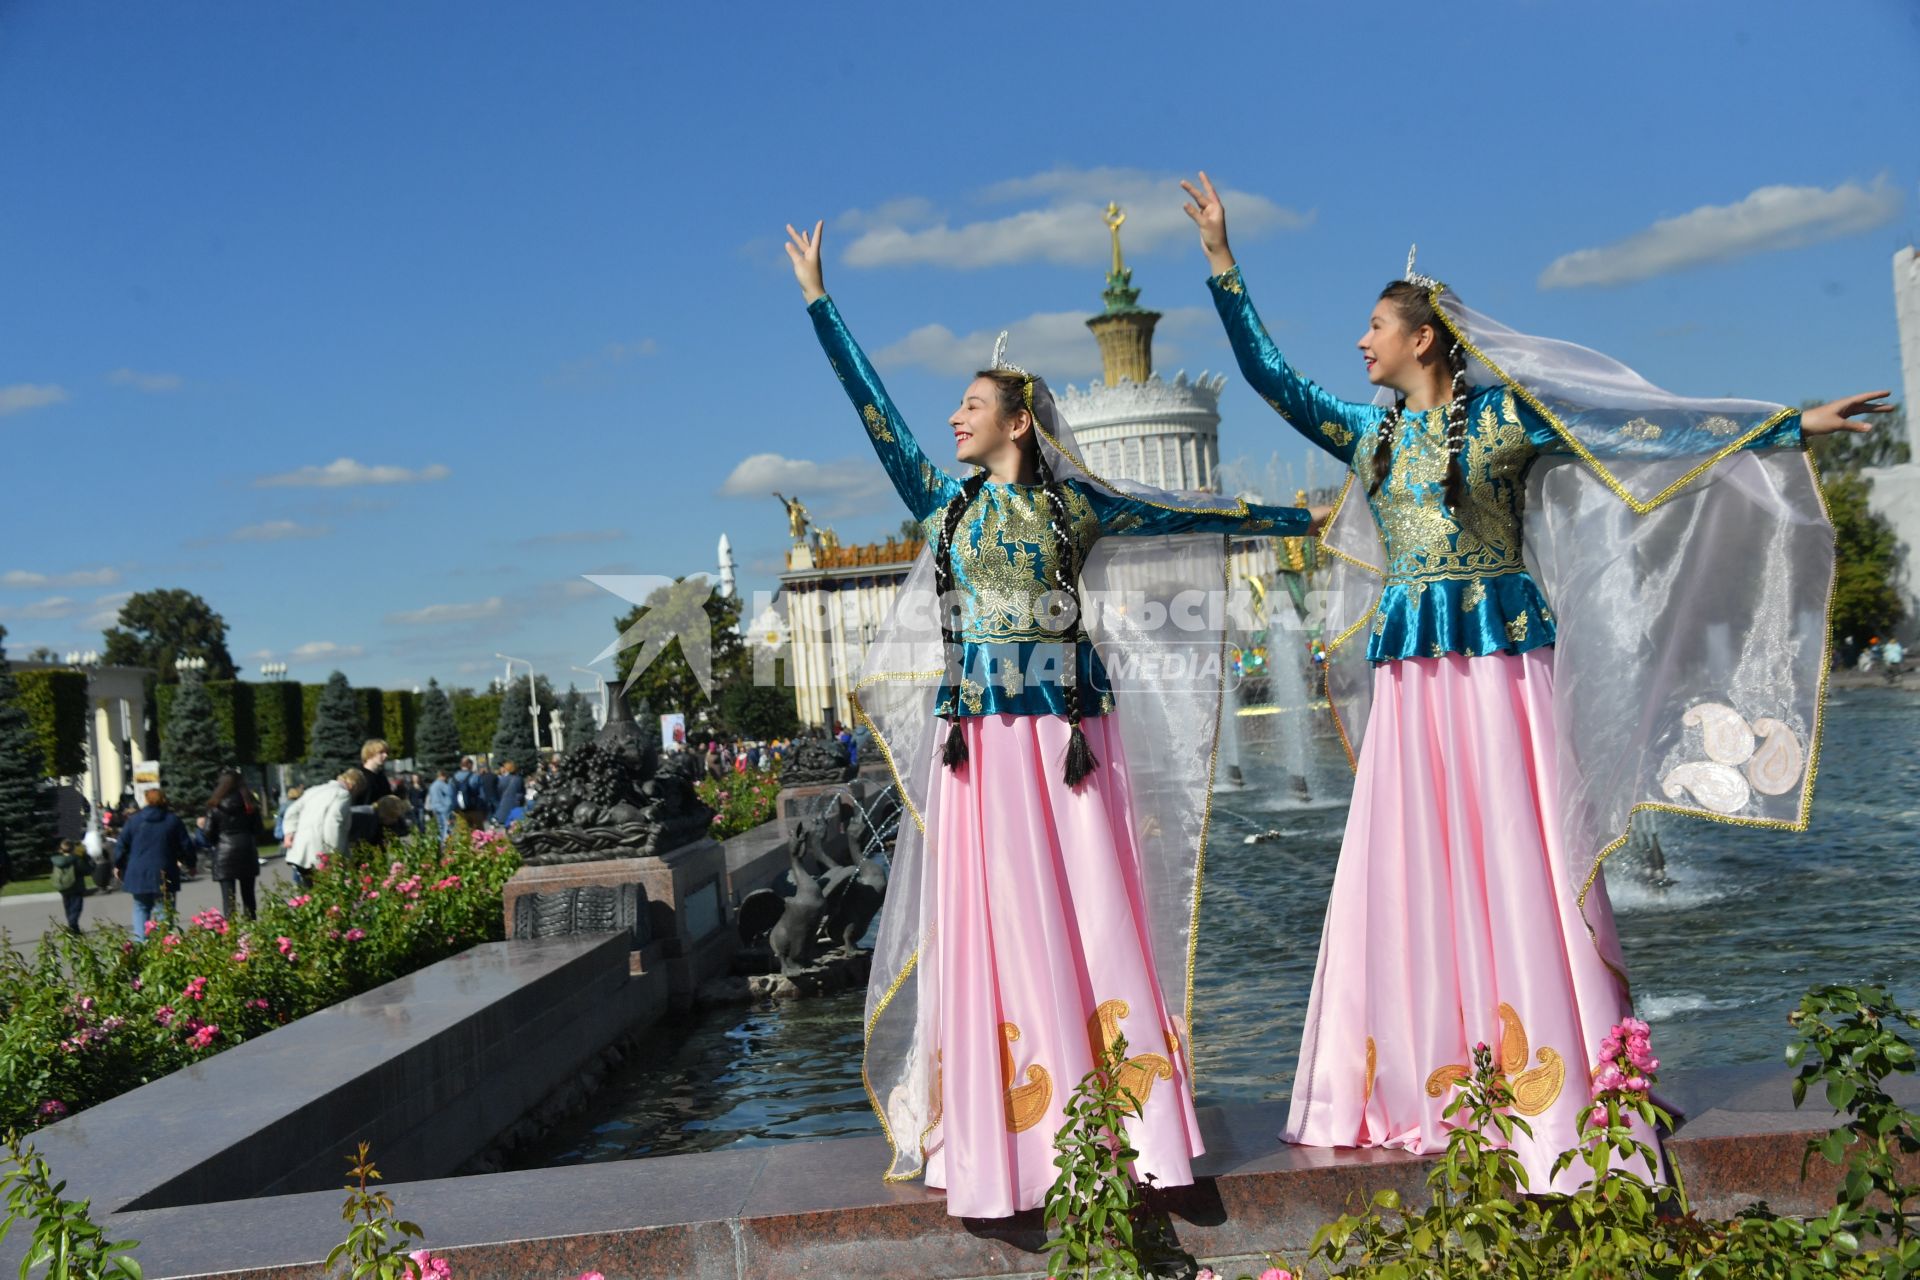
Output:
[[494, 652, 542, 757], [259, 662, 288, 681], [570, 664, 609, 729], [176, 655, 207, 677]]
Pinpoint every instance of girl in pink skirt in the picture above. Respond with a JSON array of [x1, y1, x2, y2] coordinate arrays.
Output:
[[1183, 172, 1889, 1191], [785, 220, 1308, 1217]]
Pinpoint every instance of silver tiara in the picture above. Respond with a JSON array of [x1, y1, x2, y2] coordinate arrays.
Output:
[[990, 330, 1030, 379], [1404, 244, 1440, 291]]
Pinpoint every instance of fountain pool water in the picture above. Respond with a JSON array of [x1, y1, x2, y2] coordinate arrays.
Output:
[[513, 687, 1920, 1168]]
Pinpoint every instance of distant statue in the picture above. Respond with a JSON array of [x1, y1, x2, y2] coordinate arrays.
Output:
[[816, 526, 840, 554], [1104, 201, 1127, 277], [773, 492, 811, 545]]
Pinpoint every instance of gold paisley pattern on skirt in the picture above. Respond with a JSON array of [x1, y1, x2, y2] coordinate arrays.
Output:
[[1086, 998, 1175, 1108], [1000, 1022, 1052, 1133], [1425, 1004, 1565, 1116], [1363, 1036, 1378, 1108]]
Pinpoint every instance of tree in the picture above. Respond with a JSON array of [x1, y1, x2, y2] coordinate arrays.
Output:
[[717, 678, 800, 740], [1821, 471, 1906, 643], [562, 685, 597, 752], [101, 589, 236, 682], [307, 671, 364, 784], [0, 627, 58, 875], [161, 670, 227, 816], [491, 676, 541, 768], [415, 679, 462, 774], [609, 578, 745, 725]]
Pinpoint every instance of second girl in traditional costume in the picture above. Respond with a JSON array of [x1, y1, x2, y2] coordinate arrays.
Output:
[[1182, 171, 1888, 1191]]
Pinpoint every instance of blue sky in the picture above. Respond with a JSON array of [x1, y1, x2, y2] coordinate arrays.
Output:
[[2, 0, 1915, 693]]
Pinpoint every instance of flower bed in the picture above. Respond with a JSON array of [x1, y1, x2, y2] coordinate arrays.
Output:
[[696, 765, 782, 840], [0, 826, 521, 1134]]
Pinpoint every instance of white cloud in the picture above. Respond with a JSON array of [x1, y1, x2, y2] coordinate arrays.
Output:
[[839, 166, 1311, 271], [1539, 175, 1902, 289], [3, 567, 121, 589], [4, 591, 132, 626], [290, 641, 365, 662], [872, 306, 1219, 382], [84, 592, 132, 629], [386, 597, 506, 626], [547, 337, 660, 387], [256, 458, 452, 488], [107, 368, 184, 393], [0, 384, 69, 417], [717, 454, 895, 518], [226, 520, 332, 543]]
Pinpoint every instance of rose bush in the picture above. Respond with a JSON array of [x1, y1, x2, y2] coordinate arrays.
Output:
[[0, 825, 520, 1133]]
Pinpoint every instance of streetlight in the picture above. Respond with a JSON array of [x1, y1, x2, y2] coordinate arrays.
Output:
[[259, 662, 288, 681], [494, 652, 542, 756], [177, 655, 207, 676]]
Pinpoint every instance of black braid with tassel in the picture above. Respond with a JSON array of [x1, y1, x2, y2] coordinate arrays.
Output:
[[933, 471, 988, 772], [1031, 442, 1098, 787]]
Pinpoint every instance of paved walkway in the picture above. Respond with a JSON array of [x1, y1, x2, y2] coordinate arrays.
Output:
[[0, 855, 297, 948]]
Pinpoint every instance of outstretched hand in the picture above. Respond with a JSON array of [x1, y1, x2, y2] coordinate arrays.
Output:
[[1179, 171, 1236, 277], [785, 221, 826, 304], [1801, 390, 1895, 437]]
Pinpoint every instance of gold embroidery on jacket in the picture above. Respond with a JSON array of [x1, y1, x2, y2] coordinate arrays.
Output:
[[1370, 394, 1533, 584], [1507, 610, 1531, 644], [862, 403, 895, 443], [1320, 420, 1355, 448]]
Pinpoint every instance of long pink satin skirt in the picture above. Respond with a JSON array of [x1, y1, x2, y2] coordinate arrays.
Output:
[[1286, 650, 1649, 1193], [920, 712, 1204, 1218]]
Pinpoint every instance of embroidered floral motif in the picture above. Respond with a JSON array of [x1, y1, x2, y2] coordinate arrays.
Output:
[[1372, 608, 1388, 636], [861, 403, 894, 443], [1431, 643, 1446, 658], [1506, 610, 1530, 644], [1217, 268, 1244, 295], [1461, 578, 1486, 611], [1621, 417, 1663, 441], [1319, 419, 1355, 447], [959, 678, 985, 714], [1700, 414, 1741, 437], [952, 486, 1099, 642], [997, 660, 1024, 698], [1097, 691, 1115, 715]]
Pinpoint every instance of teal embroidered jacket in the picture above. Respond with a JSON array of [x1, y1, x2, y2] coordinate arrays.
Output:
[[811, 294, 1309, 715], [1207, 265, 1803, 663]]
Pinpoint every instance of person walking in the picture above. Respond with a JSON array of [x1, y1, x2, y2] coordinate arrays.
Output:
[[286, 767, 361, 887], [426, 769, 455, 836], [114, 789, 188, 940], [491, 760, 526, 828], [206, 769, 264, 920], [49, 839, 88, 934]]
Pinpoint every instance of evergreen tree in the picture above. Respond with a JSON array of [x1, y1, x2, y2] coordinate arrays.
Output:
[[161, 670, 227, 816], [491, 676, 541, 768], [0, 628, 58, 875], [562, 685, 597, 751], [307, 671, 364, 784], [415, 679, 462, 774]]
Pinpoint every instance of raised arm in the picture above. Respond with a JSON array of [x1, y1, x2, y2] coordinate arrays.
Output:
[[1083, 484, 1310, 539], [788, 221, 961, 522], [1181, 173, 1382, 467], [1515, 390, 1893, 460]]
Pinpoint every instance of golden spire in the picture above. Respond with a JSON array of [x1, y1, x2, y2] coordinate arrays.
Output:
[[1105, 201, 1127, 279]]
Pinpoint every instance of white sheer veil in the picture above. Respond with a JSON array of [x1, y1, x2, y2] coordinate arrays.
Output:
[[1318, 277, 1833, 931], [854, 367, 1265, 1182]]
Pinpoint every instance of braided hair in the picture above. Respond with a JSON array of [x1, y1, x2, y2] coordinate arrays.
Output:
[[1366, 281, 1471, 511], [933, 370, 1099, 787]]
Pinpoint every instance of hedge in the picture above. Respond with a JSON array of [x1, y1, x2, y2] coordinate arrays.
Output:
[[449, 690, 502, 756], [12, 670, 88, 778], [380, 689, 417, 760]]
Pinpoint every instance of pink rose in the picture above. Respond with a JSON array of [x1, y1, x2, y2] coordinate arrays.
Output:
[[1261, 1270, 1294, 1280]]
